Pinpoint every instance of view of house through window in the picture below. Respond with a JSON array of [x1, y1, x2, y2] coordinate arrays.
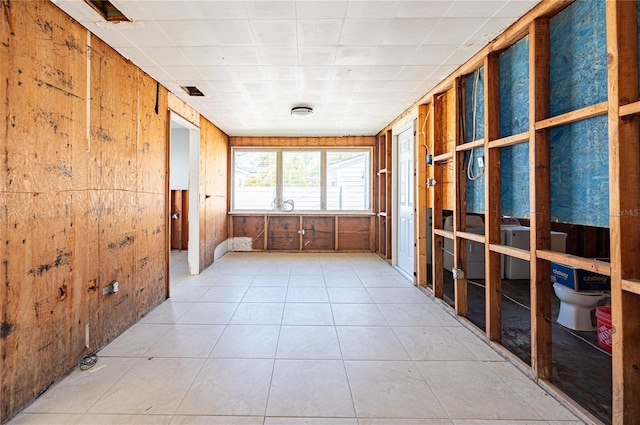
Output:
[[232, 148, 371, 212]]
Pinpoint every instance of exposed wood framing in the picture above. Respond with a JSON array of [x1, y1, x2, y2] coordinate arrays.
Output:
[[167, 93, 200, 128], [230, 136, 375, 147], [529, 17, 553, 381], [487, 131, 530, 149], [606, 1, 640, 423], [453, 79, 467, 316], [484, 53, 502, 342], [534, 101, 608, 130], [416, 104, 429, 286]]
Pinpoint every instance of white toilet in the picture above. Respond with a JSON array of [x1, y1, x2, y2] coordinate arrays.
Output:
[[553, 283, 608, 331]]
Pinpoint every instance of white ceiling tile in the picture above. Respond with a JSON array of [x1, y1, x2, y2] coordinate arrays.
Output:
[[139, 1, 248, 20], [335, 46, 377, 65], [466, 17, 517, 47], [385, 80, 423, 92], [114, 47, 155, 67], [198, 66, 236, 80], [251, 20, 297, 46], [395, 1, 454, 18], [259, 47, 298, 65], [297, 19, 343, 45], [409, 45, 460, 65], [229, 66, 269, 80], [371, 46, 418, 65], [138, 46, 189, 67], [162, 66, 205, 81], [340, 19, 390, 45], [345, 1, 400, 18], [296, 1, 348, 18], [299, 66, 334, 80], [158, 20, 255, 46], [208, 81, 249, 93], [323, 80, 361, 92], [381, 18, 439, 45], [364, 65, 403, 80], [423, 17, 488, 45], [357, 81, 391, 93], [244, 1, 296, 19], [445, 1, 506, 18], [83, 22, 135, 48], [115, 21, 174, 47], [264, 66, 298, 80], [298, 46, 338, 66], [331, 66, 367, 80], [495, 0, 539, 18], [395, 65, 438, 80]]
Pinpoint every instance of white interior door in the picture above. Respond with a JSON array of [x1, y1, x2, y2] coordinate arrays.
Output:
[[397, 127, 415, 276]]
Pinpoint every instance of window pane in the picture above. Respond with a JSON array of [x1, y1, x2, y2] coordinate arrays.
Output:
[[327, 150, 370, 211], [282, 151, 321, 211], [233, 150, 276, 210]]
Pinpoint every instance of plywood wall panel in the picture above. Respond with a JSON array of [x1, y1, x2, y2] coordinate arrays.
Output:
[[302, 217, 335, 250], [232, 216, 265, 250], [268, 216, 301, 250], [337, 217, 372, 251]]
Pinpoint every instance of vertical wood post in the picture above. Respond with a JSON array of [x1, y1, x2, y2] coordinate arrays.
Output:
[[453, 79, 468, 316], [432, 97, 445, 299], [417, 104, 429, 286], [606, 1, 640, 423], [484, 54, 502, 341], [529, 17, 553, 380]]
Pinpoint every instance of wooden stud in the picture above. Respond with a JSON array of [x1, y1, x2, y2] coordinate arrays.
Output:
[[453, 78, 468, 316], [534, 101, 608, 130], [386, 129, 393, 260], [416, 104, 430, 286], [529, 17, 553, 381], [432, 95, 445, 299], [484, 53, 502, 342], [606, 1, 640, 423]]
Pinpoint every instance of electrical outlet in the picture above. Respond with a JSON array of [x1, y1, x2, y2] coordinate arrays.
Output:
[[452, 268, 465, 280], [477, 156, 484, 169]]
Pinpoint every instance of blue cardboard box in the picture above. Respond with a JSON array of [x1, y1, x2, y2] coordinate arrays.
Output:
[[551, 262, 611, 291]]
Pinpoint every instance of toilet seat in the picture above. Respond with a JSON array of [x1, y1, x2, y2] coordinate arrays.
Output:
[[553, 283, 607, 331]]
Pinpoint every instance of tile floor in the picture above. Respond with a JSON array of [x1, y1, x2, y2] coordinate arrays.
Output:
[[8, 252, 586, 425]]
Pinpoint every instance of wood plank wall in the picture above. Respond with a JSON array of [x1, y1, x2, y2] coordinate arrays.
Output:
[[0, 1, 228, 421], [376, 1, 640, 423]]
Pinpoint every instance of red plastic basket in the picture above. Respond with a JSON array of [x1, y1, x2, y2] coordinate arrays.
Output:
[[596, 306, 612, 352]]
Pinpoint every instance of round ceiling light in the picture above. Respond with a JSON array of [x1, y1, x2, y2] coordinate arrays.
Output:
[[291, 106, 313, 117]]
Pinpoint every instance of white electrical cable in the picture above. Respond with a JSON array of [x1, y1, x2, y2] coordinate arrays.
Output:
[[467, 69, 485, 181]]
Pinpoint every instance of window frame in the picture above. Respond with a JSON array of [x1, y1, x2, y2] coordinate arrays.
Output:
[[231, 147, 373, 213]]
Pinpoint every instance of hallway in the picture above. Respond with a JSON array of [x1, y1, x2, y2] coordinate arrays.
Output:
[[8, 252, 584, 425]]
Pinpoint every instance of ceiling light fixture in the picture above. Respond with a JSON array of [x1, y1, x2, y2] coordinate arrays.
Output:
[[291, 106, 313, 117]]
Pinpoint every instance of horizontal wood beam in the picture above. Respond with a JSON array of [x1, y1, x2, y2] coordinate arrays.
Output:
[[488, 131, 530, 149], [490, 244, 531, 261], [457, 230, 485, 244], [433, 152, 454, 162], [230, 136, 376, 147], [621, 279, 640, 295], [433, 228, 454, 239], [536, 250, 611, 276], [455, 139, 485, 151], [534, 101, 608, 130], [619, 100, 640, 117]]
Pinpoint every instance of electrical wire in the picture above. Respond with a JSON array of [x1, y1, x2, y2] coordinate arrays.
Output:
[[467, 69, 485, 181]]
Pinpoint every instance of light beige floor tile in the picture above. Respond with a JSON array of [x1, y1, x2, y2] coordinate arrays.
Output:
[[215, 274, 256, 286], [242, 286, 288, 302], [337, 326, 409, 360], [199, 286, 248, 302], [89, 358, 204, 415], [377, 304, 441, 327], [169, 286, 209, 301], [266, 360, 355, 417], [327, 287, 374, 303], [139, 301, 195, 324], [98, 324, 171, 357], [6, 413, 83, 424], [324, 276, 363, 287], [277, 326, 341, 359], [416, 361, 543, 420], [210, 325, 280, 358], [177, 273, 221, 287], [252, 274, 289, 286], [358, 275, 404, 288], [359, 420, 453, 425], [230, 303, 284, 325], [25, 358, 136, 414], [331, 304, 388, 326], [282, 303, 334, 325], [76, 414, 173, 424], [345, 360, 447, 419], [430, 308, 464, 327], [452, 421, 556, 425], [486, 362, 581, 421], [171, 416, 264, 425], [367, 288, 424, 304], [288, 275, 326, 287], [177, 359, 273, 416], [447, 327, 503, 361], [145, 324, 225, 358], [286, 287, 329, 303], [177, 303, 238, 325], [265, 418, 358, 425], [393, 327, 480, 361]]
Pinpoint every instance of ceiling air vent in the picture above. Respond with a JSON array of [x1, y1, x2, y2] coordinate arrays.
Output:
[[84, 0, 130, 22], [182, 86, 205, 97]]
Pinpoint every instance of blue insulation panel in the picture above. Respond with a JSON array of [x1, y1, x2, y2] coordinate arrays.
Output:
[[550, 115, 609, 227], [549, 0, 608, 116], [499, 36, 530, 218], [465, 68, 485, 214]]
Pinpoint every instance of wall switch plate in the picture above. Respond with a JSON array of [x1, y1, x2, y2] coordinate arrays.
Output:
[[477, 156, 484, 169]]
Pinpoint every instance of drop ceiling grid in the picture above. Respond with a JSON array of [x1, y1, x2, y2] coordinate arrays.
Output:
[[52, 0, 540, 136]]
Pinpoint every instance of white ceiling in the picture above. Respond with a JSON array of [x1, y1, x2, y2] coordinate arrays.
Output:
[[52, 0, 540, 136]]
